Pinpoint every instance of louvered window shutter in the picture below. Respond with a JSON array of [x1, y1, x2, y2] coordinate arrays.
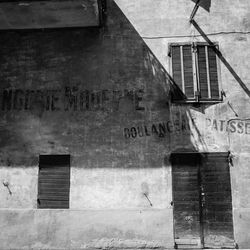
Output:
[[38, 155, 70, 209], [197, 46, 209, 99], [207, 46, 220, 99], [183, 45, 194, 98], [172, 45, 194, 99], [171, 43, 220, 102], [172, 46, 183, 92], [197, 45, 220, 100]]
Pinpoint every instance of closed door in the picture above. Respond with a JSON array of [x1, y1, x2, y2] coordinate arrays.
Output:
[[172, 153, 202, 248], [201, 153, 235, 248], [171, 152, 234, 249]]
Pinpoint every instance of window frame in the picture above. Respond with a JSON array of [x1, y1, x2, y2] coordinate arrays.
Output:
[[169, 42, 223, 104]]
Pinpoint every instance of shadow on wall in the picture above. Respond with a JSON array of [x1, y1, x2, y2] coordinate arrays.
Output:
[[142, 42, 207, 153], [0, 0, 202, 168]]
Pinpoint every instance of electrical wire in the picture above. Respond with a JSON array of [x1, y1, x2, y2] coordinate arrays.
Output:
[[142, 31, 250, 39]]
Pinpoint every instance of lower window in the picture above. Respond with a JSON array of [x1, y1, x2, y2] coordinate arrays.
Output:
[[37, 155, 70, 209]]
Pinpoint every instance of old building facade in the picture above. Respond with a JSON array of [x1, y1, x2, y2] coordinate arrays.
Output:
[[0, 0, 250, 249]]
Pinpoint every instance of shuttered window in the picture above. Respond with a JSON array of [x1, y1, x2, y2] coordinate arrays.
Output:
[[38, 155, 70, 209], [171, 43, 221, 102]]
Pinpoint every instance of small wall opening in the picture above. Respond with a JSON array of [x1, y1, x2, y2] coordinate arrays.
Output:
[[38, 155, 70, 209]]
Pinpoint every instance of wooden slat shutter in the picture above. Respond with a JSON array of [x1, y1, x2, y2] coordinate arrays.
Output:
[[172, 45, 194, 99], [38, 155, 70, 209], [172, 46, 183, 91], [201, 153, 234, 248], [171, 43, 220, 102], [207, 46, 220, 99], [197, 46, 209, 99], [197, 45, 220, 100], [183, 45, 194, 98]]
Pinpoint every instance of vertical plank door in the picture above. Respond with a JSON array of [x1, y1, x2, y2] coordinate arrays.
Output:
[[201, 153, 235, 248], [171, 153, 202, 248]]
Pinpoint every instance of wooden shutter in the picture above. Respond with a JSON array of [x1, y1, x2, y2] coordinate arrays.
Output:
[[197, 46, 209, 99], [207, 46, 220, 99], [38, 155, 70, 209], [183, 45, 194, 98], [201, 153, 234, 248], [172, 46, 183, 91], [171, 43, 220, 102], [197, 45, 220, 100], [172, 45, 194, 99]]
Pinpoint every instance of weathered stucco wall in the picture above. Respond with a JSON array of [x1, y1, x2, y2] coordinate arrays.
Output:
[[0, 209, 172, 249], [0, 0, 176, 248], [115, 0, 250, 248], [0, 0, 250, 248]]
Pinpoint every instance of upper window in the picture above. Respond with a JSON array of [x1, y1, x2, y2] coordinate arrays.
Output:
[[170, 43, 222, 103]]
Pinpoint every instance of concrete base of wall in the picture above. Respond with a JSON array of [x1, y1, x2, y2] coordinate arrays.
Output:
[[234, 208, 250, 249], [0, 208, 174, 249]]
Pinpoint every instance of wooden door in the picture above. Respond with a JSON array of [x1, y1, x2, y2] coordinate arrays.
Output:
[[201, 153, 235, 248], [171, 153, 203, 248], [171, 152, 234, 249]]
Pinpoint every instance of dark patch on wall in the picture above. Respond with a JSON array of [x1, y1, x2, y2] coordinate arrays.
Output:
[[0, 0, 196, 167]]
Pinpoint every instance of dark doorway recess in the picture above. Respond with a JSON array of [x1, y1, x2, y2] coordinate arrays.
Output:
[[38, 155, 70, 209], [171, 152, 235, 249]]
